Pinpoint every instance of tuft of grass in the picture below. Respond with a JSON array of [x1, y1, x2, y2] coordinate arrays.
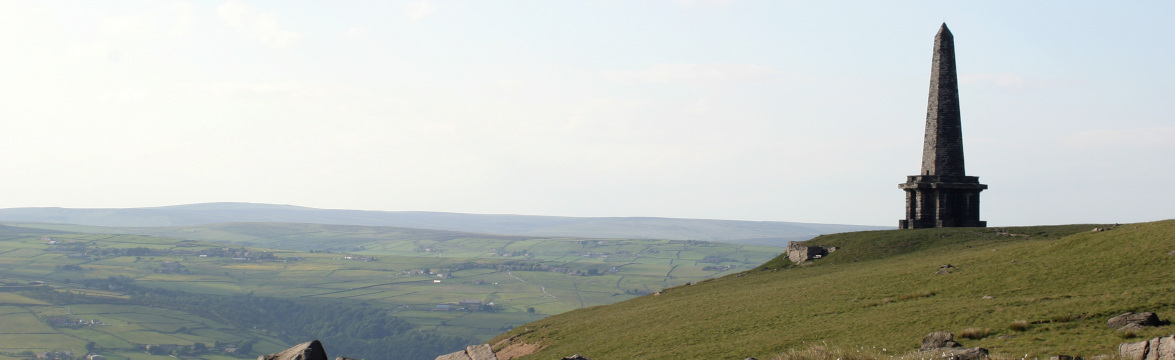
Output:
[[769, 345, 887, 360], [897, 290, 936, 301], [768, 345, 1033, 360], [1050, 313, 1089, 323], [1009, 320, 1030, 332], [958, 328, 992, 340], [863, 298, 893, 307], [1118, 330, 1139, 339]]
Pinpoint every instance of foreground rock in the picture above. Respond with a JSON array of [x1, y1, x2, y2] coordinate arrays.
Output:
[[259, 340, 329, 360], [921, 331, 961, 350], [1120, 335, 1175, 360], [1108, 312, 1162, 329], [435, 344, 498, 360], [919, 331, 987, 360], [942, 347, 989, 360]]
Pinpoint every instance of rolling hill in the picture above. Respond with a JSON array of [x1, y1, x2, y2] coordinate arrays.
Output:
[[0, 203, 887, 245], [488, 220, 1175, 359]]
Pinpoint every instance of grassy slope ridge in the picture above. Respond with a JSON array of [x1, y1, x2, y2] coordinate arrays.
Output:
[[492, 221, 1175, 359]]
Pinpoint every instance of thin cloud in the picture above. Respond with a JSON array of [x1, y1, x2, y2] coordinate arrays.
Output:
[[406, 1, 437, 20], [97, 1, 196, 42], [677, 0, 734, 8], [959, 73, 1082, 90], [216, 0, 300, 48], [1062, 126, 1175, 149], [601, 63, 780, 87], [343, 26, 366, 38]]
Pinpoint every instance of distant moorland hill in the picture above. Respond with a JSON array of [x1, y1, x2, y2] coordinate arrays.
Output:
[[0, 203, 888, 245], [490, 220, 1175, 359]]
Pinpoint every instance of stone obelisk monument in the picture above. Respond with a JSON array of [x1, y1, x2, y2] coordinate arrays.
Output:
[[899, 24, 987, 229]]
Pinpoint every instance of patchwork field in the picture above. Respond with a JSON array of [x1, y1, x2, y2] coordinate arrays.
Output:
[[0, 223, 781, 360]]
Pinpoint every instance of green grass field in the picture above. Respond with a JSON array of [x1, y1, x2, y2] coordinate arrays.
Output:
[[493, 221, 1175, 359], [0, 222, 782, 359]]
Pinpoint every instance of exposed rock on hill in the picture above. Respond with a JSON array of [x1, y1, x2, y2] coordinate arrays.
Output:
[[786, 242, 837, 264], [1119, 334, 1175, 360], [435, 344, 497, 360], [942, 347, 989, 360], [259, 340, 328, 360], [919, 331, 988, 360], [1108, 312, 1162, 330], [921, 331, 961, 350]]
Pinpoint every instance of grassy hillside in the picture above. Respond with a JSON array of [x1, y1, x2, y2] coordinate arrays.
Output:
[[491, 221, 1175, 359]]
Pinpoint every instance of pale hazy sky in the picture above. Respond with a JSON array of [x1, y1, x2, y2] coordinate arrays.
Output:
[[1, 1, 1172, 226]]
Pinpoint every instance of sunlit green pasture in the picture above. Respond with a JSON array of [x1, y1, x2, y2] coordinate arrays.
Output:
[[0, 311, 56, 333], [0, 222, 781, 356]]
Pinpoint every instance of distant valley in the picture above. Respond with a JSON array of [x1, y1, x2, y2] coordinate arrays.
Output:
[[0, 203, 887, 360], [0, 213, 787, 360]]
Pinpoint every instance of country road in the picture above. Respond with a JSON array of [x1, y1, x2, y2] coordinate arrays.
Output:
[[507, 271, 557, 299]]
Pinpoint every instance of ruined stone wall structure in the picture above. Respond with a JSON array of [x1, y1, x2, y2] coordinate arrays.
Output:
[[899, 24, 987, 229]]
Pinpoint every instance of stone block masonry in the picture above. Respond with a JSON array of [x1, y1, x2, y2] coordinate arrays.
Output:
[[899, 23, 986, 229]]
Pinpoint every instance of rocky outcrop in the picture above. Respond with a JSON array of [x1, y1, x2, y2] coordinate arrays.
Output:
[[921, 331, 961, 351], [560, 355, 590, 360], [1120, 335, 1175, 360], [435, 344, 498, 360], [435, 352, 470, 360], [1109, 312, 1162, 329], [491, 338, 544, 360], [919, 332, 987, 360], [943, 347, 989, 360], [786, 242, 838, 264], [259, 341, 329, 360], [466, 345, 496, 360]]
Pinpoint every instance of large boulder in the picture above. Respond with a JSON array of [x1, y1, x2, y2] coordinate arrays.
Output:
[[919, 331, 985, 360], [435, 352, 471, 360], [1120, 335, 1175, 360], [944, 347, 988, 360], [1109, 312, 1162, 329], [259, 340, 329, 360], [786, 242, 837, 264], [466, 345, 497, 360], [435, 344, 497, 360], [1121, 340, 1150, 360], [921, 331, 962, 351]]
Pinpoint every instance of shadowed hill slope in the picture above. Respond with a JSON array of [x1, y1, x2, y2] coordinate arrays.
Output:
[[0, 202, 887, 244], [491, 220, 1175, 359]]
